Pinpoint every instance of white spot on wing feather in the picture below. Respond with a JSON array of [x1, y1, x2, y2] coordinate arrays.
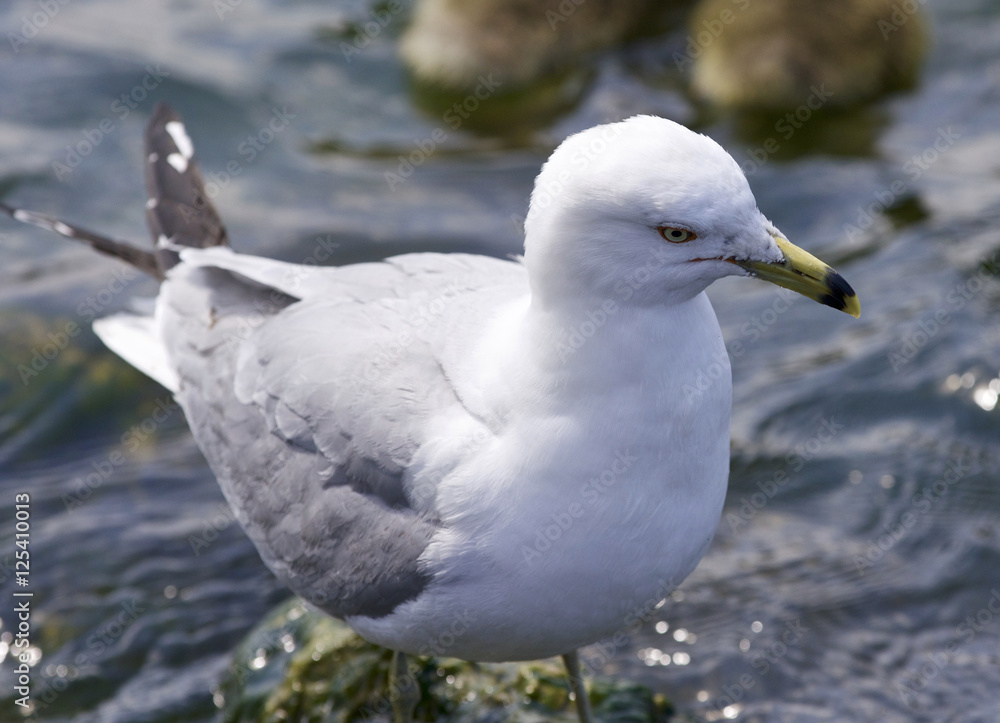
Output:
[[164, 120, 194, 159], [166, 153, 188, 173]]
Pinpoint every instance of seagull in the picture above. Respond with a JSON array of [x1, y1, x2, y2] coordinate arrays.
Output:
[[2, 104, 858, 723]]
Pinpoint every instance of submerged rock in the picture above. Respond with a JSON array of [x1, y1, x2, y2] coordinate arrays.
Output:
[[219, 598, 672, 722], [400, 0, 669, 91], [688, 0, 928, 109]]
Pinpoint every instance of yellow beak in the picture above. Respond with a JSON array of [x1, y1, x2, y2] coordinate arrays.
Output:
[[732, 236, 861, 318]]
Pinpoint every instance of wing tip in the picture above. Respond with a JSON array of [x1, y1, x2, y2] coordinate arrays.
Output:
[[143, 104, 229, 274]]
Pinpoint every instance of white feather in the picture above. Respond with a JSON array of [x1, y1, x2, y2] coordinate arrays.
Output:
[[93, 313, 179, 392]]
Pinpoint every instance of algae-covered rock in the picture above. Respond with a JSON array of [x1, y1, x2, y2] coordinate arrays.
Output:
[[0, 310, 173, 461], [218, 599, 672, 723]]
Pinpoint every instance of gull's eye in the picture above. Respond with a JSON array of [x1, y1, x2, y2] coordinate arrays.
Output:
[[658, 226, 697, 244]]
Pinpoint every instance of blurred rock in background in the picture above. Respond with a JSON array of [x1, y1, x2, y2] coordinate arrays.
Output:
[[688, 0, 928, 110]]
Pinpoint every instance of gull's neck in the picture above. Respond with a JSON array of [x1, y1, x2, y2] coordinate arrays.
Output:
[[467, 282, 730, 440], [468, 220, 732, 427], [518, 224, 719, 388], [463, 283, 732, 513], [523, 291, 723, 388]]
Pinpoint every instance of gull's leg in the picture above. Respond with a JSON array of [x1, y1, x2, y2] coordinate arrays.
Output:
[[562, 650, 595, 723], [390, 650, 419, 723]]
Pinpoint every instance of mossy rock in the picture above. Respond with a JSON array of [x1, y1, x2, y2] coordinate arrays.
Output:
[[219, 599, 672, 723]]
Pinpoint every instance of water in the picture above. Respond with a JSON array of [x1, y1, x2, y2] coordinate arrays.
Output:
[[0, 0, 998, 720]]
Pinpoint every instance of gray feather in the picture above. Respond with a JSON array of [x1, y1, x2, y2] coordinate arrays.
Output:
[[159, 253, 525, 618]]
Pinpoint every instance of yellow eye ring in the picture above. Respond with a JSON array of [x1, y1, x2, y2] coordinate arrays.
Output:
[[658, 226, 697, 243]]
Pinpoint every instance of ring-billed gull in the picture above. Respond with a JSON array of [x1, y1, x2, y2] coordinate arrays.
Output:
[[2, 103, 858, 723]]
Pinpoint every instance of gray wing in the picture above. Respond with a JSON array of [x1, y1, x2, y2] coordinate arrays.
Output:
[[160, 252, 525, 619], [5, 102, 526, 619]]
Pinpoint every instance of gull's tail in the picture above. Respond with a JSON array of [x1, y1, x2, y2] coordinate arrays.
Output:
[[0, 102, 228, 279]]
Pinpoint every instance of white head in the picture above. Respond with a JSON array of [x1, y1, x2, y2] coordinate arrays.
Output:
[[523, 115, 858, 316]]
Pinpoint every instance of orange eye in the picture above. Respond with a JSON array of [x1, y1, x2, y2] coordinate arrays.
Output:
[[658, 226, 697, 243]]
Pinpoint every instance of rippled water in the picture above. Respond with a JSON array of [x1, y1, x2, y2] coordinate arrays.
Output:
[[1, 0, 999, 721]]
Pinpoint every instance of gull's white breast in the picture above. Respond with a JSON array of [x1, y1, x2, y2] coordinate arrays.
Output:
[[349, 291, 732, 661]]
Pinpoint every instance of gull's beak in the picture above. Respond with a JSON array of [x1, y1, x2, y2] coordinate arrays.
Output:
[[731, 236, 861, 318]]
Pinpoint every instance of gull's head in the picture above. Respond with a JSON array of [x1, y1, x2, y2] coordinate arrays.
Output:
[[523, 115, 859, 317]]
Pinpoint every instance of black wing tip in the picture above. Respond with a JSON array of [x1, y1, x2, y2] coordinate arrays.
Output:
[[0, 199, 163, 279], [143, 103, 229, 273], [144, 103, 186, 155], [1, 102, 233, 280], [149, 101, 179, 123]]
